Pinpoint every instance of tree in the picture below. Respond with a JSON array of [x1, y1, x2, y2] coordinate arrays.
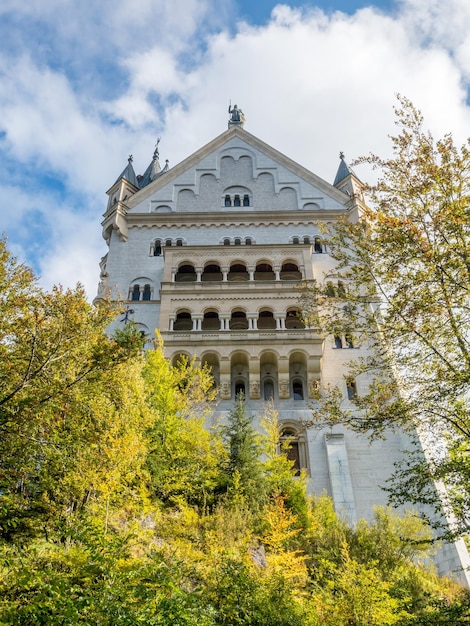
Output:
[[261, 402, 309, 524], [300, 96, 470, 534], [222, 393, 267, 511], [0, 237, 151, 540], [144, 343, 224, 508]]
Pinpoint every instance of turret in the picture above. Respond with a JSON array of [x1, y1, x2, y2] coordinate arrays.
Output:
[[333, 152, 366, 221], [139, 138, 169, 188]]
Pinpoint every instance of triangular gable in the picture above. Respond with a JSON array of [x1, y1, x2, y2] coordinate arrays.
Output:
[[126, 125, 350, 213]]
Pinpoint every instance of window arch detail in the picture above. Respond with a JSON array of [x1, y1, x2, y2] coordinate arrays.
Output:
[[279, 421, 309, 476]]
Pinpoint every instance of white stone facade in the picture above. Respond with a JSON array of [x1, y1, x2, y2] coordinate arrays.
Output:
[[96, 123, 470, 584]]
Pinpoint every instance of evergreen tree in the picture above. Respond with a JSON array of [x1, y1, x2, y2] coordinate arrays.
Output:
[[223, 393, 267, 511]]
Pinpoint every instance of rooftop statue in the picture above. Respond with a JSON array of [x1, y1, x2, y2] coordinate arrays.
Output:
[[228, 103, 245, 127]]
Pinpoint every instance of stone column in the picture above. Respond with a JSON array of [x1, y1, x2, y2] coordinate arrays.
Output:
[[250, 315, 258, 330], [274, 313, 284, 330], [247, 314, 257, 330], [196, 267, 202, 282], [169, 314, 175, 331], [194, 314, 203, 331], [219, 357, 231, 400], [307, 355, 321, 398], [278, 356, 290, 399], [274, 264, 281, 281], [249, 356, 260, 399], [248, 265, 255, 281], [220, 314, 230, 330]]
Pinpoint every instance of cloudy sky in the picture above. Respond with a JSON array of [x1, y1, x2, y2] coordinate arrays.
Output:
[[1, 0, 469, 298]]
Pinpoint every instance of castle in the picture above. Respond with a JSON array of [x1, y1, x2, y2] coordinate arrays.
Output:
[[96, 105, 470, 584]]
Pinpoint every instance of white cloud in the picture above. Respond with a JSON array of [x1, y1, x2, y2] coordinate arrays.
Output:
[[0, 0, 469, 298]]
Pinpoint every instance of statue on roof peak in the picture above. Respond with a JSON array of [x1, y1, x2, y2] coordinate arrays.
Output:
[[228, 102, 245, 128]]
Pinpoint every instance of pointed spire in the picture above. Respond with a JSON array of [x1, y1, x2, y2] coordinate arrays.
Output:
[[114, 154, 139, 187], [139, 138, 169, 188], [333, 151, 355, 186]]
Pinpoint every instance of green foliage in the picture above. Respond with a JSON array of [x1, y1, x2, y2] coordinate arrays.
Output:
[[144, 344, 224, 507], [0, 238, 150, 542], [222, 393, 267, 510], [261, 403, 309, 524], [0, 238, 467, 624], [299, 96, 470, 534]]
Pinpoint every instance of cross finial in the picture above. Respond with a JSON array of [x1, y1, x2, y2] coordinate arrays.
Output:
[[153, 137, 161, 159], [339, 151, 345, 160], [128, 154, 133, 162]]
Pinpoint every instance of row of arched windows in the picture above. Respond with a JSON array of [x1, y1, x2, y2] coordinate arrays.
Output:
[[175, 261, 303, 283], [153, 239, 184, 256], [225, 194, 250, 207], [151, 236, 327, 256], [223, 237, 253, 245], [171, 307, 305, 331], [334, 332, 355, 349], [292, 236, 324, 253], [130, 284, 152, 301], [172, 349, 311, 403], [325, 280, 347, 297]]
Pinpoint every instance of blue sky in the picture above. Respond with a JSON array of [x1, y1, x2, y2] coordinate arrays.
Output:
[[0, 0, 469, 297]]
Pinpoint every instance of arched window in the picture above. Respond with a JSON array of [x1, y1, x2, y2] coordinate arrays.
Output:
[[243, 194, 250, 206], [235, 382, 246, 398], [292, 380, 304, 401], [292, 237, 300, 245], [326, 282, 336, 297], [334, 335, 343, 349], [258, 310, 276, 330], [202, 311, 220, 331], [175, 264, 196, 282], [286, 309, 305, 329], [345, 333, 354, 348], [245, 237, 252, 245], [142, 284, 151, 301], [234, 238, 241, 246], [174, 311, 192, 331], [176, 239, 183, 247], [223, 238, 231, 246], [202, 264, 222, 282], [254, 263, 275, 281], [154, 241, 162, 256], [234, 195, 241, 207], [225, 195, 231, 207], [280, 263, 301, 280], [303, 236, 311, 244], [165, 239, 172, 247], [264, 380, 275, 401], [347, 378, 357, 400], [280, 428, 301, 475], [337, 281, 346, 297], [228, 263, 249, 282], [131, 284, 140, 301], [314, 237, 323, 253], [230, 310, 248, 330]]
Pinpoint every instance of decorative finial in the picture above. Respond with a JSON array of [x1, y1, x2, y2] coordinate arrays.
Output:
[[128, 154, 133, 162], [153, 137, 161, 160], [339, 151, 345, 160]]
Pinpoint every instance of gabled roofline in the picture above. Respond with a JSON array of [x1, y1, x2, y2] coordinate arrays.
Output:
[[125, 125, 351, 208]]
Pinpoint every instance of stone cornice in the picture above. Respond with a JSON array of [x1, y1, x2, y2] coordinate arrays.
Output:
[[126, 209, 346, 229]]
